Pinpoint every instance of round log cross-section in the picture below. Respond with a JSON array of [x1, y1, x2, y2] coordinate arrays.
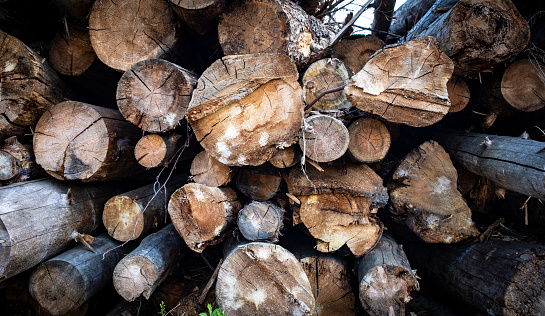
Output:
[[300, 114, 349, 163]]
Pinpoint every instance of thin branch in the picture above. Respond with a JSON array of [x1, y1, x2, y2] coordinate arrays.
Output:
[[329, 0, 374, 47], [304, 84, 347, 110]]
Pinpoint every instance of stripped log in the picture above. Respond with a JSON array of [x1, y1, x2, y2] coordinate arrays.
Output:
[[389, 141, 479, 243], [345, 37, 453, 127], [331, 35, 384, 74], [237, 201, 284, 242], [406, 0, 458, 40], [28, 235, 130, 316], [387, 0, 436, 41], [48, 24, 96, 76], [190, 150, 233, 187], [347, 117, 391, 163], [169, 0, 226, 35], [134, 134, 182, 169], [302, 58, 352, 111], [236, 164, 282, 201], [113, 224, 187, 301], [269, 146, 300, 169], [0, 136, 40, 184], [446, 75, 470, 113], [299, 114, 349, 163]]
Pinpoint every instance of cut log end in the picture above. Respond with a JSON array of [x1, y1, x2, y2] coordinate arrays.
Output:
[[103, 196, 144, 242], [447, 75, 470, 113], [347, 118, 391, 163], [49, 25, 96, 76], [237, 201, 284, 242], [134, 134, 182, 169], [300, 114, 349, 163], [0, 151, 18, 181], [302, 58, 352, 111], [501, 59, 545, 112], [113, 256, 158, 301], [236, 164, 282, 201], [332, 35, 384, 74], [190, 150, 232, 187]]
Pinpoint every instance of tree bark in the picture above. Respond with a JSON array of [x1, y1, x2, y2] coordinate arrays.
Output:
[[169, 0, 226, 35], [134, 134, 183, 169], [355, 233, 418, 316], [446, 75, 470, 113], [33, 101, 143, 181], [0, 136, 40, 184], [28, 234, 130, 316], [113, 224, 187, 301], [48, 24, 96, 76], [302, 58, 352, 111], [331, 35, 384, 74], [216, 242, 315, 315], [187, 54, 303, 166], [371, 0, 396, 42], [389, 140, 479, 243], [168, 183, 242, 252], [387, 0, 436, 41], [236, 164, 282, 201], [116, 59, 198, 132], [237, 201, 284, 242], [190, 150, 233, 187], [347, 117, 391, 163], [345, 37, 453, 127], [269, 146, 300, 169], [299, 114, 349, 163]]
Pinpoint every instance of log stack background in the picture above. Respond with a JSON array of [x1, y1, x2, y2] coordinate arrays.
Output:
[[1, 0, 545, 315]]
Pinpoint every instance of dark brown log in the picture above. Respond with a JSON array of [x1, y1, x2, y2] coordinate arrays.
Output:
[[0, 30, 69, 141], [168, 183, 242, 252], [0, 136, 40, 183], [103, 175, 187, 242], [345, 37, 453, 127], [501, 59, 545, 112], [457, 167, 496, 214], [355, 233, 418, 316], [387, 0, 436, 41], [116, 59, 198, 132], [0, 178, 131, 281], [347, 117, 391, 163], [169, 0, 226, 35], [404, 238, 545, 315], [331, 35, 384, 74], [218, 0, 334, 68], [187, 54, 303, 166], [190, 150, 233, 187], [134, 134, 182, 169], [237, 201, 284, 242], [216, 242, 315, 315], [299, 114, 349, 163], [48, 24, 96, 76], [446, 75, 470, 113], [52, 0, 93, 22], [268, 146, 300, 169], [371, 0, 396, 41], [28, 234, 130, 316], [113, 224, 187, 301], [389, 141, 479, 243], [33, 101, 143, 181], [88, 0, 181, 72], [236, 164, 282, 201], [302, 58, 352, 111]]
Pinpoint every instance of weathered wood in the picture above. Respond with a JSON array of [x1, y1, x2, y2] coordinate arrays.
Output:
[[187, 54, 303, 166], [103, 175, 187, 242], [116, 59, 198, 132], [134, 134, 182, 169], [269, 146, 300, 169], [299, 114, 349, 163], [237, 201, 284, 242], [404, 238, 545, 315], [89, 0, 181, 72], [168, 183, 242, 252], [355, 233, 418, 316], [218, 0, 334, 68], [216, 242, 315, 315], [236, 164, 282, 201], [190, 150, 233, 187], [52, 0, 93, 22], [33, 101, 143, 181], [0, 30, 69, 141], [105, 299, 152, 316], [0, 178, 131, 281], [446, 75, 470, 113], [389, 140, 479, 243], [0, 136, 40, 183], [501, 59, 545, 112], [331, 35, 384, 74], [169, 0, 226, 35], [302, 58, 352, 111], [113, 224, 187, 301], [436, 130, 545, 200], [387, 0, 436, 41], [347, 117, 391, 163], [371, 0, 395, 41], [28, 234, 130, 316], [345, 37, 453, 127], [49, 24, 96, 76]]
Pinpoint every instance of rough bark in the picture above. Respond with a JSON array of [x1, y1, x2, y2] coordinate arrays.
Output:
[[33, 101, 143, 181], [269, 146, 300, 169], [52, 0, 94, 22], [331, 35, 384, 74], [299, 114, 349, 163], [190, 150, 233, 187], [187, 54, 304, 166], [447, 75, 470, 113], [168, 183, 242, 252], [237, 201, 284, 242], [218, 0, 334, 68], [500, 59, 545, 112], [48, 24, 96, 76], [345, 37, 453, 127], [0, 136, 40, 184], [387, 0, 436, 41], [28, 235, 130, 316], [236, 164, 282, 201], [347, 117, 391, 163], [371, 0, 396, 42], [405, 0, 459, 41], [0, 30, 69, 141], [103, 174, 187, 242], [302, 58, 352, 111], [88, 0, 181, 72], [116, 59, 198, 132], [169, 0, 226, 35], [134, 134, 182, 169], [216, 242, 315, 315], [389, 140, 479, 243], [355, 233, 418, 316], [113, 224, 187, 301]]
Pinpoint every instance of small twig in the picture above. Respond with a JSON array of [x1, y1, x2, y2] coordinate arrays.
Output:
[[286, 193, 301, 205], [329, 0, 374, 47], [306, 159, 324, 172], [520, 195, 532, 226], [198, 258, 224, 305], [479, 218, 505, 242], [352, 24, 402, 38], [304, 84, 347, 111]]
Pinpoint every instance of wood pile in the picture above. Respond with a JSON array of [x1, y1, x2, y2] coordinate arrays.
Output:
[[0, 0, 545, 315]]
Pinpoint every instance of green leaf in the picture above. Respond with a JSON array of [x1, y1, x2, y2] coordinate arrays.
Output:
[[199, 313, 207, 316]]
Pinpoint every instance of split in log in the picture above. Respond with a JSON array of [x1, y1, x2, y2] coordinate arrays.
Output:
[[0, 136, 40, 184], [218, 0, 334, 68], [389, 140, 479, 243], [103, 174, 188, 242], [89, 0, 181, 72], [169, 0, 226, 35], [347, 117, 391, 163], [268, 146, 300, 169], [190, 150, 233, 187], [187, 54, 303, 166], [302, 58, 352, 111], [168, 183, 242, 252], [116, 59, 198, 132], [331, 35, 384, 74], [216, 242, 315, 315], [403, 238, 545, 315], [52, 0, 93, 22], [48, 24, 96, 76], [501, 59, 545, 112], [0, 30, 69, 140], [134, 134, 183, 169], [113, 224, 187, 301], [355, 233, 418, 316], [0, 178, 133, 281], [371, 0, 395, 41], [33, 101, 143, 181], [387, 0, 436, 42], [446, 75, 470, 113], [236, 164, 282, 201], [345, 37, 454, 127], [299, 114, 349, 163], [237, 201, 284, 242], [28, 234, 131, 315]]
